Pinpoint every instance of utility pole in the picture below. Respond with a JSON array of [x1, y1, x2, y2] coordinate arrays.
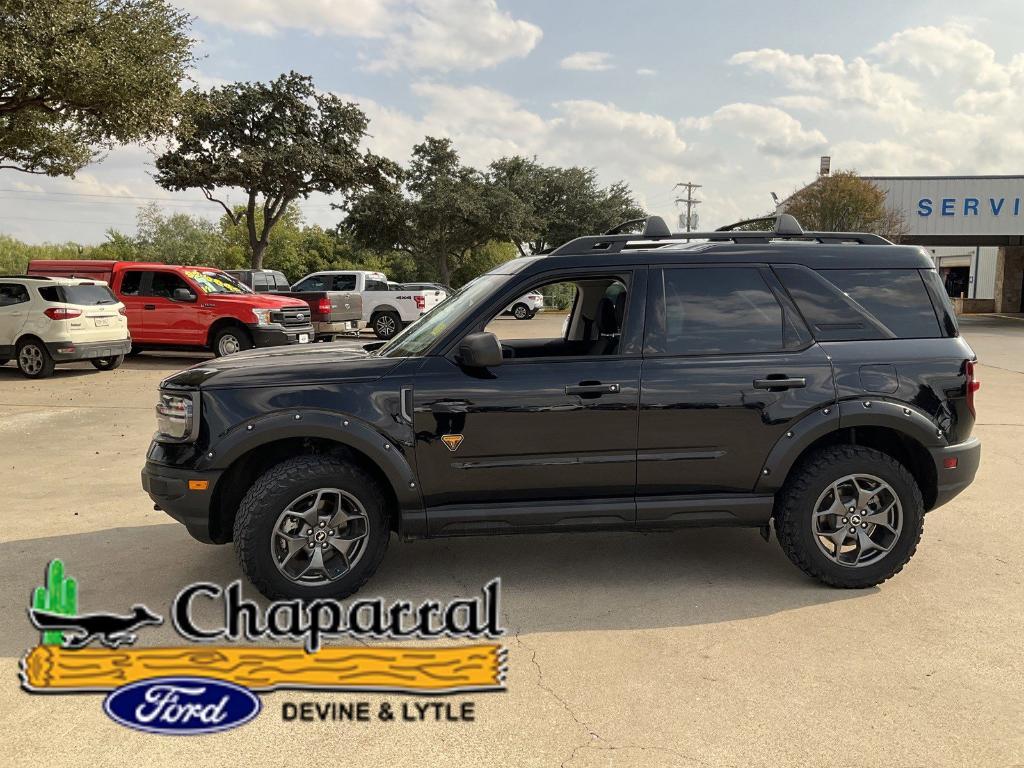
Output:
[[674, 182, 702, 232]]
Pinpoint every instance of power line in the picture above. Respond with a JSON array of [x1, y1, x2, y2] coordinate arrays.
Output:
[[673, 181, 702, 232]]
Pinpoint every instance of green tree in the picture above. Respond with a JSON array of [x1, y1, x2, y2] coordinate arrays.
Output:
[[488, 156, 645, 254], [1, 0, 193, 176], [155, 72, 397, 270], [779, 171, 906, 241], [342, 137, 495, 286]]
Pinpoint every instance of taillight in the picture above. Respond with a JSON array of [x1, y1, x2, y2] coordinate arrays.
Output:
[[118, 307, 128, 317], [966, 360, 980, 417], [44, 307, 82, 320], [414, 295, 426, 310], [316, 297, 331, 314]]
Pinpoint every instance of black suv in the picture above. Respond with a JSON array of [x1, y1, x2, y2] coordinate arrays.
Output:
[[142, 215, 981, 599]]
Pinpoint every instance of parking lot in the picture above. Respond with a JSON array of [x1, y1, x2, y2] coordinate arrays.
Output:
[[0, 313, 1021, 767]]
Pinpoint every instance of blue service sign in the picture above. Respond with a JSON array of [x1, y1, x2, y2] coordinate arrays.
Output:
[[103, 676, 261, 735]]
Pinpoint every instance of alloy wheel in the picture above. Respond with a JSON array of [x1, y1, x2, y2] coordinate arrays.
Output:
[[18, 345, 43, 375], [376, 315, 397, 337], [812, 473, 903, 567], [270, 488, 369, 585]]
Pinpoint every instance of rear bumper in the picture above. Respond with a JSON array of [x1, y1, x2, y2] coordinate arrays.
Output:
[[313, 320, 360, 338], [45, 338, 131, 361], [141, 461, 223, 544], [247, 324, 314, 348], [929, 437, 981, 510]]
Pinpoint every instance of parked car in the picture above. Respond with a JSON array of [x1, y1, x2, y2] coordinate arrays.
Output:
[[143, 214, 980, 600], [224, 269, 291, 293], [402, 282, 453, 296], [0, 276, 130, 378], [227, 269, 362, 341], [291, 270, 446, 339], [503, 291, 544, 319], [27, 261, 314, 357]]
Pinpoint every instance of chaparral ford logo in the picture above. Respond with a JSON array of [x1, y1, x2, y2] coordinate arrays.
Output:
[[20, 560, 506, 734]]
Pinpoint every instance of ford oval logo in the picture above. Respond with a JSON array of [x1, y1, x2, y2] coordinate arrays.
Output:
[[103, 676, 261, 735]]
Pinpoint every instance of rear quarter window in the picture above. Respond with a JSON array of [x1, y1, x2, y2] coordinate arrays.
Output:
[[819, 269, 941, 339]]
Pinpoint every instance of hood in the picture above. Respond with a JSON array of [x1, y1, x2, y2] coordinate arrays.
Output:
[[162, 340, 404, 389], [207, 293, 305, 309]]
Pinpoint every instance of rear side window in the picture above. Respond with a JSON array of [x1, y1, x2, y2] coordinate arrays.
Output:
[[820, 269, 941, 338], [773, 266, 890, 342], [119, 271, 144, 296], [271, 272, 290, 289], [252, 272, 268, 290], [0, 283, 29, 306], [60, 284, 117, 305], [365, 278, 388, 291], [645, 267, 803, 356]]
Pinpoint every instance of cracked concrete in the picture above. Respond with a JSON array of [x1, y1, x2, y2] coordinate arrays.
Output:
[[0, 319, 1022, 767]]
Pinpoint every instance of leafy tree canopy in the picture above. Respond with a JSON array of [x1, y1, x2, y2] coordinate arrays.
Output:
[[0, 0, 194, 176], [779, 170, 906, 241], [155, 72, 398, 270]]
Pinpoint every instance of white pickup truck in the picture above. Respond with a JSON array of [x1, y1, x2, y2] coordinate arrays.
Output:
[[291, 270, 446, 339]]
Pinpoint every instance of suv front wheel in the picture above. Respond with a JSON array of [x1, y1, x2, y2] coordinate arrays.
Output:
[[234, 455, 391, 600], [774, 445, 924, 589]]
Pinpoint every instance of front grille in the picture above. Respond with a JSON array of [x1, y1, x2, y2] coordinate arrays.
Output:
[[271, 306, 313, 328]]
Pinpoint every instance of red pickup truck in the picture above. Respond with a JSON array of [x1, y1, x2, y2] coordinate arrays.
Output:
[[26, 261, 315, 356]]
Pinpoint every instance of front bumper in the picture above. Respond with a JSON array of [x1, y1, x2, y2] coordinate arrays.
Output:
[[248, 323, 314, 348], [929, 437, 981, 509], [141, 461, 223, 544], [45, 338, 132, 362]]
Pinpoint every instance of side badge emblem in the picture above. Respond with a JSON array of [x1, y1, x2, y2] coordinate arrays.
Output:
[[441, 434, 464, 452]]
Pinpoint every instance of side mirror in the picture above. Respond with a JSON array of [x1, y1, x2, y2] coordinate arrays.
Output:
[[173, 288, 197, 302], [458, 332, 502, 368]]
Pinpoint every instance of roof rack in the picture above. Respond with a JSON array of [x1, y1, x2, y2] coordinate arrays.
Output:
[[550, 214, 890, 255], [0, 274, 51, 280]]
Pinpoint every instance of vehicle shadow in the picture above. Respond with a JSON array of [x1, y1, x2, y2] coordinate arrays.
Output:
[[0, 522, 867, 655]]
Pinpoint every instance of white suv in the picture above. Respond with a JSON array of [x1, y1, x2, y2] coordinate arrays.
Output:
[[0, 276, 131, 378], [505, 292, 544, 320]]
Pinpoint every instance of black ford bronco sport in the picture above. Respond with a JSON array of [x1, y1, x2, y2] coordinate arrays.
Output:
[[143, 214, 981, 600]]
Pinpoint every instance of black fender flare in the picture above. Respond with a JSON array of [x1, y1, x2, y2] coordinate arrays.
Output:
[[754, 398, 946, 494], [199, 408, 425, 535]]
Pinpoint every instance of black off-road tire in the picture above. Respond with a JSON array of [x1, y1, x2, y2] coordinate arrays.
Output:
[[233, 454, 391, 600], [91, 354, 125, 371], [774, 444, 925, 589]]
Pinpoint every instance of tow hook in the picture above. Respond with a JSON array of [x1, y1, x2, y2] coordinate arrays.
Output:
[[759, 523, 771, 542]]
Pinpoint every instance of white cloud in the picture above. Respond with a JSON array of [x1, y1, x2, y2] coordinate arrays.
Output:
[[635, 68, 657, 76], [683, 103, 828, 159], [560, 51, 614, 72], [871, 22, 1010, 89], [176, 0, 541, 72]]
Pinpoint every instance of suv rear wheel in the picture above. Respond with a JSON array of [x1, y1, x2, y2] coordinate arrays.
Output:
[[16, 339, 55, 379], [91, 354, 125, 371], [234, 455, 390, 600], [774, 445, 924, 588], [511, 302, 530, 320]]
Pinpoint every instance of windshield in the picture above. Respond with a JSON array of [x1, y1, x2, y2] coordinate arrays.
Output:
[[185, 269, 253, 294], [377, 274, 511, 358]]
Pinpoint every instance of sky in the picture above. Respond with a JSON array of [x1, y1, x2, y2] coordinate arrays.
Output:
[[7, 0, 1024, 245]]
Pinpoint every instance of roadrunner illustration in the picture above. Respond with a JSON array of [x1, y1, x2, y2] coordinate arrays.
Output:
[[29, 605, 163, 649]]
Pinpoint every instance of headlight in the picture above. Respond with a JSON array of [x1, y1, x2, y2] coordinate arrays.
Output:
[[251, 308, 272, 326], [155, 392, 199, 442]]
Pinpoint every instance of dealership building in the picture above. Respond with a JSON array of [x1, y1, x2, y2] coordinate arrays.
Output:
[[785, 166, 1024, 313]]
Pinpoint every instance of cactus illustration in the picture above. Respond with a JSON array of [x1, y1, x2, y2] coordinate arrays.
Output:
[[32, 560, 78, 645]]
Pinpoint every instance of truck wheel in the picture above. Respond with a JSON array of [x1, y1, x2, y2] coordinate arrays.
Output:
[[16, 339, 55, 379], [212, 325, 252, 357], [372, 311, 401, 339], [511, 303, 530, 320], [774, 445, 924, 589], [91, 354, 125, 371], [234, 454, 391, 600]]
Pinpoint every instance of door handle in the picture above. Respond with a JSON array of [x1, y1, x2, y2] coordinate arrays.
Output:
[[143, 304, 156, 310], [753, 376, 807, 390], [565, 382, 621, 396]]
